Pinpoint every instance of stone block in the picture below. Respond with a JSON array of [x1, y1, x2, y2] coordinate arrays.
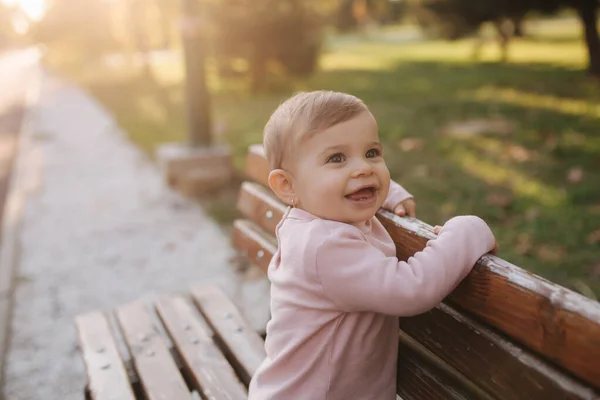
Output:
[[156, 142, 233, 195]]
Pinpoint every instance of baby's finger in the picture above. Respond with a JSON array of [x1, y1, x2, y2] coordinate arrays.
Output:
[[395, 204, 406, 216], [404, 201, 416, 217], [433, 225, 442, 234], [490, 241, 500, 255]]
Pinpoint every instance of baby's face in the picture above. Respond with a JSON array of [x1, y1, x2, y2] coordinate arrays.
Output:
[[290, 111, 391, 224]]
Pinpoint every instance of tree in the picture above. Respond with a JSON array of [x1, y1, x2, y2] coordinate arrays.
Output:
[[207, 0, 324, 92], [414, 0, 600, 76], [574, 0, 600, 75]]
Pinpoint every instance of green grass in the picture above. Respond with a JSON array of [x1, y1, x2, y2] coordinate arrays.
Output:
[[73, 17, 600, 298]]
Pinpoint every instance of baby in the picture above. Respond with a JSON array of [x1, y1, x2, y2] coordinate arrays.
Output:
[[248, 91, 497, 399]]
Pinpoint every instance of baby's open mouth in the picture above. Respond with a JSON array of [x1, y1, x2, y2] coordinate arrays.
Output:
[[345, 186, 377, 202]]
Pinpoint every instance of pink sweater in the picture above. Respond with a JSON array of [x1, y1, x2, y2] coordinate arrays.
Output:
[[248, 182, 496, 399]]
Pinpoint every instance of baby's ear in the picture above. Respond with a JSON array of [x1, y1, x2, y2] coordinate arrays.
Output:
[[268, 169, 296, 206]]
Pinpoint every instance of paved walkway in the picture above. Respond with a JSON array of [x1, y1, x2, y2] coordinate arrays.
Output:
[[1, 62, 269, 399]]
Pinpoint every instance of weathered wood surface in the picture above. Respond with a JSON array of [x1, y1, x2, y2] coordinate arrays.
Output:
[[243, 144, 600, 389], [75, 312, 136, 400], [116, 301, 193, 400], [232, 219, 277, 272], [155, 295, 247, 400], [397, 332, 485, 400], [401, 304, 597, 399], [237, 181, 285, 235], [191, 284, 266, 386]]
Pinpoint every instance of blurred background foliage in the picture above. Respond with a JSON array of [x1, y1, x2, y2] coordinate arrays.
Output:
[[1, 0, 599, 297]]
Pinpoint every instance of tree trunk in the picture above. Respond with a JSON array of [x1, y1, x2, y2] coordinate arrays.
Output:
[[512, 14, 526, 37], [336, 0, 358, 32], [130, 0, 153, 79], [494, 19, 512, 63], [250, 48, 267, 93], [575, 0, 600, 76], [180, 0, 212, 147]]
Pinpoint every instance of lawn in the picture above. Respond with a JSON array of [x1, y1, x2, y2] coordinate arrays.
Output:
[[73, 16, 600, 297]]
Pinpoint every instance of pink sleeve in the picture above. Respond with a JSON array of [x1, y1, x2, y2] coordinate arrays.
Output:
[[314, 216, 495, 316], [382, 179, 413, 211]]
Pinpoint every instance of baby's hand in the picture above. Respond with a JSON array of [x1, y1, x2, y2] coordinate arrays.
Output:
[[394, 198, 416, 217], [434, 225, 499, 254]]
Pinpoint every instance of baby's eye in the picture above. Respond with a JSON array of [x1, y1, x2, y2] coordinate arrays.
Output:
[[327, 153, 345, 163], [365, 148, 381, 158]]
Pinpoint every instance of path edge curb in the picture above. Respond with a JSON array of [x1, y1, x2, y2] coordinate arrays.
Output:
[[0, 58, 43, 394]]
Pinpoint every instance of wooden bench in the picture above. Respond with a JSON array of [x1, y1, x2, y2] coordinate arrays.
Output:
[[76, 144, 600, 399], [233, 144, 600, 399], [75, 285, 265, 399]]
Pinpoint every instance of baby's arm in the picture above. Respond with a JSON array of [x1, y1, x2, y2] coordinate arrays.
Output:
[[315, 216, 495, 316]]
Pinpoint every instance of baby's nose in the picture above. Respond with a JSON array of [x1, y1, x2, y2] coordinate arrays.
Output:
[[351, 159, 373, 177]]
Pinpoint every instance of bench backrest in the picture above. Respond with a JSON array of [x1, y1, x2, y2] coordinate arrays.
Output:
[[233, 144, 600, 399]]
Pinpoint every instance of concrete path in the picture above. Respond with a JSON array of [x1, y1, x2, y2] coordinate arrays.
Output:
[[0, 58, 269, 399]]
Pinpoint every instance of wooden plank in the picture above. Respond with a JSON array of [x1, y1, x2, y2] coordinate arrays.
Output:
[[397, 334, 476, 400], [245, 144, 270, 188], [155, 295, 247, 399], [232, 219, 277, 272], [75, 312, 136, 400], [237, 182, 286, 235], [116, 301, 192, 400], [401, 303, 598, 399], [244, 144, 600, 388], [190, 284, 266, 385]]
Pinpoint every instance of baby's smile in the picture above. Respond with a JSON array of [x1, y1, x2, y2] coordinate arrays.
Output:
[[345, 184, 379, 207]]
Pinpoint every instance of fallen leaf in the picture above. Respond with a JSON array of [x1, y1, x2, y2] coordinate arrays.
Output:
[[587, 229, 600, 245], [486, 193, 513, 208], [515, 234, 533, 255], [398, 138, 424, 152], [506, 145, 531, 162], [413, 164, 429, 178], [536, 245, 566, 263], [567, 167, 584, 184], [543, 134, 559, 151], [525, 207, 540, 221], [589, 204, 600, 215]]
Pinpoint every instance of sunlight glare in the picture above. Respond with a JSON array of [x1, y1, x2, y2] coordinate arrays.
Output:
[[2, 0, 46, 21]]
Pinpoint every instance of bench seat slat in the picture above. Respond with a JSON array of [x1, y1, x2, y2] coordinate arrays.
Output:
[[116, 301, 192, 400], [155, 295, 247, 400], [401, 303, 597, 399], [244, 144, 600, 389], [75, 312, 136, 400], [191, 284, 266, 386]]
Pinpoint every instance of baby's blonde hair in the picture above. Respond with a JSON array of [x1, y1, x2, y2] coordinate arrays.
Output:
[[263, 90, 369, 170]]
